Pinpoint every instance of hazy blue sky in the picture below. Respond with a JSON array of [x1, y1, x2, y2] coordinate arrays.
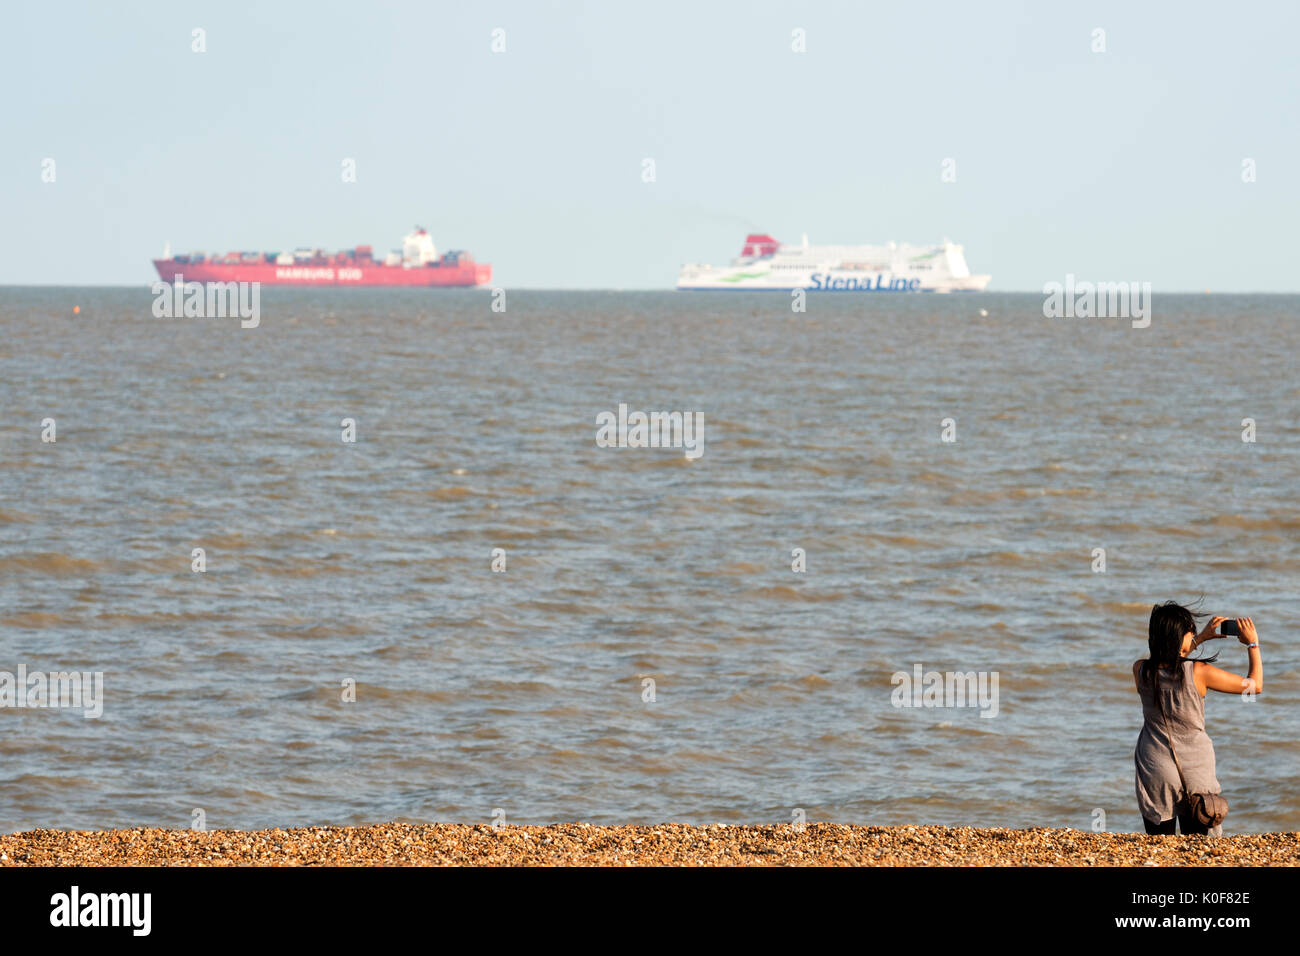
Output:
[[3, 0, 1297, 289]]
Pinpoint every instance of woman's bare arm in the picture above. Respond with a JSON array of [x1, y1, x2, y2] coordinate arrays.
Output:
[[1196, 617, 1262, 695]]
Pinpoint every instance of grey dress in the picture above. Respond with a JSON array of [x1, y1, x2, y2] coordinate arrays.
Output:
[[1134, 659, 1223, 834]]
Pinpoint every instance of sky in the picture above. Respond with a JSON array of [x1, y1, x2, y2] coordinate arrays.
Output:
[[2, 0, 1297, 290]]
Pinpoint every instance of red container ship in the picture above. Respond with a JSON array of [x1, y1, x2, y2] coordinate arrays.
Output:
[[152, 227, 490, 287]]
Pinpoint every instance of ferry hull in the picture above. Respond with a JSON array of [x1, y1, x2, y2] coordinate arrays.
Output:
[[676, 272, 992, 292]]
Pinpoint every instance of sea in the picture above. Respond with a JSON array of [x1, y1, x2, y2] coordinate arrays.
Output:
[[1, 287, 1296, 834]]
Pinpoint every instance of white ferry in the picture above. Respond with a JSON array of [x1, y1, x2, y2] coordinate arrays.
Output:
[[677, 233, 991, 292]]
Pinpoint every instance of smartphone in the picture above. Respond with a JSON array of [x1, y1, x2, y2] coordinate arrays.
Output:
[[1220, 620, 1240, 637]]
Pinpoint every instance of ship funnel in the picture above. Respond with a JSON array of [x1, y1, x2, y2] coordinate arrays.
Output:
[[741, 233, 780, 257]]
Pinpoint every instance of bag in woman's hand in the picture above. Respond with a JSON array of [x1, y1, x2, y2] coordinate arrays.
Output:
[[1186, 791, 1228, 828]]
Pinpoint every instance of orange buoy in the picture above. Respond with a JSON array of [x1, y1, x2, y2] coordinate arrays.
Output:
[[73, 305, 80, 314]]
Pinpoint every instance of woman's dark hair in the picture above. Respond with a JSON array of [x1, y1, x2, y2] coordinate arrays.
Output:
[[1139, 599, 1219, 690]]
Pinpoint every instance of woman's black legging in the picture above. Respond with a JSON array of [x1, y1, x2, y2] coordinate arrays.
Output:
[[1143, 812, 1214, 835]]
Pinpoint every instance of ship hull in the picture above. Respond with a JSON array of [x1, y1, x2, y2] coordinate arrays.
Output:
[[676, 270, 991, 292], [152, 260, 491, 287]]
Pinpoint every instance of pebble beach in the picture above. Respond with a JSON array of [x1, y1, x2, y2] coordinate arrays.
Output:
[[2, 824, 1297, 867]]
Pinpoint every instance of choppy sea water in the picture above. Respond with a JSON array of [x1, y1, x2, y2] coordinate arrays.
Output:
[[1, 288, 1296, 834]]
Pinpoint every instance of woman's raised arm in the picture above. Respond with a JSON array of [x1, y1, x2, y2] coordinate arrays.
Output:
[[1198, 617, 1263, 695]]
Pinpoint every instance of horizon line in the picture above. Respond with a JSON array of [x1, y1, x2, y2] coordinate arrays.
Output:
[[4, 283, 1300, 295]]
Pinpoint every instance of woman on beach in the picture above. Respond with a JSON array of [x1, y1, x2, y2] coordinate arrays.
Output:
[[1133, 602, 1262, 836]]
